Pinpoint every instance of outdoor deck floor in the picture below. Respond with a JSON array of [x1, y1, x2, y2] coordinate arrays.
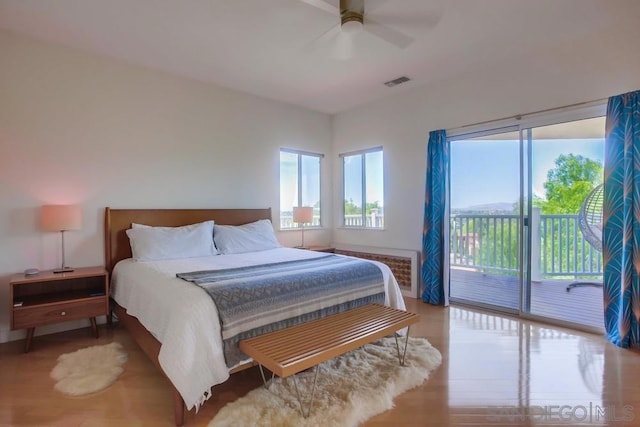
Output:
[[450, 268, 604, 329]]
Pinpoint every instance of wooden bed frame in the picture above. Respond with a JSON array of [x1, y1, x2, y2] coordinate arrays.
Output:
[[104, 207, 272, 426]]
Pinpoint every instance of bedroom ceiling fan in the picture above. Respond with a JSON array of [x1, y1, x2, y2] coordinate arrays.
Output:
[[300, 0, 420, 58]]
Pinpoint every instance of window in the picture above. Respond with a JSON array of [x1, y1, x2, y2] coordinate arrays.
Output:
[[279, 149, 322, 229], [341, 146, 384, 228]]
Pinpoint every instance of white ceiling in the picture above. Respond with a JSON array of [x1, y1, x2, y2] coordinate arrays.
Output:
[[0, 0, 637, 114]]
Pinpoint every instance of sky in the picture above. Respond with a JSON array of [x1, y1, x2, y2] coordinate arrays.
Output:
[[280, 152, 321, 212], [281, 134, 604, 213], [344, 150, 384, 209], [280, 150, 384, 213], [450, 138, 604, 210]]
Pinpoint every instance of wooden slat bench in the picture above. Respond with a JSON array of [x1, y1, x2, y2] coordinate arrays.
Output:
[[239, 304, 419, 417]]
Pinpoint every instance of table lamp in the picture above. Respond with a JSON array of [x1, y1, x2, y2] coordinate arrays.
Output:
[[292, 206, 313, 249], [41, 204, 83, 273]]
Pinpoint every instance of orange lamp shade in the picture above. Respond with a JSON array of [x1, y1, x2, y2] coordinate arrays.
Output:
[[292, 206, 313, 224], [41, 205, 83, 231]]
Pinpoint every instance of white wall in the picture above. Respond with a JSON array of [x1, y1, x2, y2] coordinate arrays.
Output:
[[0, 31, 333, 342], [331, 15, 640, 254], [3, 10, 640, 342]]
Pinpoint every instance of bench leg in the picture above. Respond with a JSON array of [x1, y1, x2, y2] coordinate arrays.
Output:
[[258, 364, 321, 418], [258, 364, 275, 389], [394, 326, 412, 366], [291, 365, 320, 418]]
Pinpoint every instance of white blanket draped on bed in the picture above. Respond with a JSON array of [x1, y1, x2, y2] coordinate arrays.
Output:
[[110, 247, 406, 411]]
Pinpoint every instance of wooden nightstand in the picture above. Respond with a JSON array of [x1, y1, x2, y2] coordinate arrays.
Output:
[[307, 245, 336, 253], [9, 266, 109, 353]]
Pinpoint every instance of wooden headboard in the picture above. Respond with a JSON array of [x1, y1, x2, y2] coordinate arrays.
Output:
[[104, 207, 272, 273]]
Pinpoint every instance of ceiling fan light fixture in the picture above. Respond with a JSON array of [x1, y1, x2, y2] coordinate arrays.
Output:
[[341, 14, 363, 34]]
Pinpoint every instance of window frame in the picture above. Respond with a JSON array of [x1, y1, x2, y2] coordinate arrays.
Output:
[[279, 148, 324, 230], [340, 145, 384, 229]]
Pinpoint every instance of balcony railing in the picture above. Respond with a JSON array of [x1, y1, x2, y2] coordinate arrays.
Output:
[[344, 214, 384, 228], [450, 209, 602, 279], [280, 216, 322, 229], [281, 214, 385, 228]]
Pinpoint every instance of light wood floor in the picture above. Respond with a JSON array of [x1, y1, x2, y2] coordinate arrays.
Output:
[[450, 268, 604, 328], [1, 299, 638, 426]]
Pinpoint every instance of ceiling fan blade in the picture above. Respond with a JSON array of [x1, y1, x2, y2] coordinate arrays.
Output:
[[302, 23, 342, 53], [363, 16, 414, 49], [332, 31, 356, 60], [367, 5, 444, 32], [298, 0, 339, 16], [363, 0, 388, 14]]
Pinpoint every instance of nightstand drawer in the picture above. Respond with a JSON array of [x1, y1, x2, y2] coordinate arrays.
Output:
[[13, 298, 106, 329]]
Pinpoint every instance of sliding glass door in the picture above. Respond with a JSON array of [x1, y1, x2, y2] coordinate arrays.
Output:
[[449, 128, 523, 312], [448, 108, 605, 331], [526, 117, 605, 328]]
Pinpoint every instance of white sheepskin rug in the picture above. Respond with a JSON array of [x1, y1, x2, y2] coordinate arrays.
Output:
[[209, 336, 442, 427], [50, 342, 127, 396]]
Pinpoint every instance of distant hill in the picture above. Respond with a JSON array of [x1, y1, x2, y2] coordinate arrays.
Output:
[[452, 202, 515, 214]]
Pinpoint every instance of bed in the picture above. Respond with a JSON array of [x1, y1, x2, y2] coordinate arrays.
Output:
[[104, 207, 406, 426]]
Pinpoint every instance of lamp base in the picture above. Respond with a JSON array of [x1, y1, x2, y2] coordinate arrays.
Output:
[[53, 267, 75, 274]]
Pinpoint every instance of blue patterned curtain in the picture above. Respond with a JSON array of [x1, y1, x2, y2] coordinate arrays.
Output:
[[422, 130, 449, 304], [603, 89, 640, 348]]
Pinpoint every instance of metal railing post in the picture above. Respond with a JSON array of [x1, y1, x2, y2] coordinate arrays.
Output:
[[531, 207, 542, 282]]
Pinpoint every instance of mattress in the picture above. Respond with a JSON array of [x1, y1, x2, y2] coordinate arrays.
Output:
[[110, 247, 406, 411]]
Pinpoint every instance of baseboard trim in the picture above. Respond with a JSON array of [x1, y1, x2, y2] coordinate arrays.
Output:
[[0, 316, 110, 344]]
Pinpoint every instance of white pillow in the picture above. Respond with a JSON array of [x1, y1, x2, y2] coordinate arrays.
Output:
[[214, 219, 281, 255], [126, 220, 217, 261]]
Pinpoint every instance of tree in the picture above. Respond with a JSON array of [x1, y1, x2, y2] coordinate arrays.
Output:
[[535, 154, 602, 214], [365, 201, 381, 214], [344, 199, 382, 215], [344, 198, 361, 215]]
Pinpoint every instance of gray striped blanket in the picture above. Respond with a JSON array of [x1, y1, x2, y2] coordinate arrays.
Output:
[[177, 255, 385, 367]]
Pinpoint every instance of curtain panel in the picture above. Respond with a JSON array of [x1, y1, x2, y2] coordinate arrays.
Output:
[[421, 129, 449, 305], [603, 89, 640, 348]]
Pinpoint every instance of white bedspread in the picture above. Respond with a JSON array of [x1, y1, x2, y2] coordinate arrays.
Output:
[[111, 247, 406, 411]]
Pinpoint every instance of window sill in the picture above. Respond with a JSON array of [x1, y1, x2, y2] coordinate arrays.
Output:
[[336, 226, 386, 231], [279, 227, 327, 232]]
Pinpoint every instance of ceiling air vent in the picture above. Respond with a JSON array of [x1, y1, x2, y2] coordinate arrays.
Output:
[[384, 76, 411, 87]]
